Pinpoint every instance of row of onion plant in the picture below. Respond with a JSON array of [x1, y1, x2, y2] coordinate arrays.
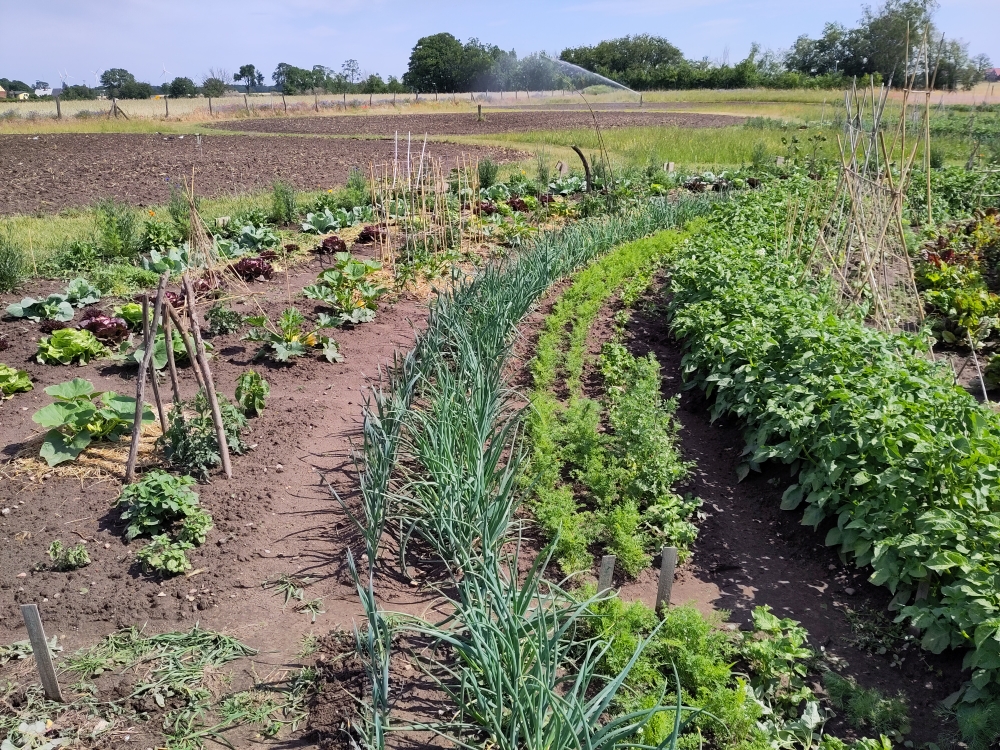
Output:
[[342, 195, 718, 750]]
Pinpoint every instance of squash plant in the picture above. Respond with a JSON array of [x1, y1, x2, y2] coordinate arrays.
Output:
[[244, 307, 343, 363], [31, 378, 154, 466], [302, 253, 385, 326]]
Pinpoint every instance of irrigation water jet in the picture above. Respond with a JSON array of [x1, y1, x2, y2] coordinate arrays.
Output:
[[539, 54, 640, 98]]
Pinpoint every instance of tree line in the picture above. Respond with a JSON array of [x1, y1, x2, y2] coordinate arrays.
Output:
[[558, 0, 991, 91], [4, 0, 991, 103]]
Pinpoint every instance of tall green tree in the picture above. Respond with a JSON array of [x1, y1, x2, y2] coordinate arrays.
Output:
[[234, 64, 264, 93], [403, 32, 464, 92], [100, 68, 136, 98], [560, 35, 684, 77], [202, 76, 226, 97], [168, 77, 197, 97]]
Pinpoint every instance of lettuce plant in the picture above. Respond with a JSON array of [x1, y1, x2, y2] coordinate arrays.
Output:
[[0, 364, 32, 397], [37, 328, 110, 365], [31, 378, 154, 465], [6, 277, 100, 322]]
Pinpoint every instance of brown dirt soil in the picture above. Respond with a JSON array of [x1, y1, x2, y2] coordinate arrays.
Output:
[[210, 110, 745, 137], [0, 134, 524, 217], [600, 282, 965, 745], [0, 245, 430, 675]]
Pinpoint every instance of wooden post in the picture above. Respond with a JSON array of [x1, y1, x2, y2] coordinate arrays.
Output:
[[343, 92, 346, 106], [19, 604, 63, 702], [244, 94, 249, 112], [208, 97, 213, 116], [164, 96, 169, 118], [141, 294, 168, 432], [370, 93, 373, 107], [162, 301, 181, 404], [281, 93, 287, 113], [54, 95, 61, 119], [655, 546, 678, 615], [181, 274, 232, 479], [314, 93, 319, 112], [477, 104, 482, 122], [640, 93, 643, 107], [598, 555, 616, 593], [164, 304, 205, 390], [124, 274, 169, 484]]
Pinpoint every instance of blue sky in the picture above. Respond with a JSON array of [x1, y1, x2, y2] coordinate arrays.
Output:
[[0, 0, 994, 87]]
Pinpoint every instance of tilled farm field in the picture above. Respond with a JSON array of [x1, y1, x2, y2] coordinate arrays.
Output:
[[210, 109, 744, 136], [0, 133, 523, 216]]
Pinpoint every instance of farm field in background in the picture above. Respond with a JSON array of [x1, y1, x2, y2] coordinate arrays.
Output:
[[2, 87, 1000, 750]]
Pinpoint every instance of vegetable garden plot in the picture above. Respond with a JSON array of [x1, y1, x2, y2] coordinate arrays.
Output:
[[665, 174, 1000, 744]]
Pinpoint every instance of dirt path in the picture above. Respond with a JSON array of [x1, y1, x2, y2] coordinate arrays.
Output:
[[606, 285, 964, 743], [0, 254, 428, 675], [0, 134, 524, 217]]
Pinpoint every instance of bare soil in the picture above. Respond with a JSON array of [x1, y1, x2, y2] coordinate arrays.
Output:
[[0, 245, 428, 670], [0, 134, 524, 216], [210, 110, 745, 137]]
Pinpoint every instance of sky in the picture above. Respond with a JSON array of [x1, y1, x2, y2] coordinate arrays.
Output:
[[0, 0, 994, 88]]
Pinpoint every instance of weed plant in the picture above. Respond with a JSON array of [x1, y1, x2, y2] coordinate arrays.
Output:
[[160, 390, 248, 479], [0, 227, 26, 293], [94, 198, 139, 259], [270, 181, 297, 224]]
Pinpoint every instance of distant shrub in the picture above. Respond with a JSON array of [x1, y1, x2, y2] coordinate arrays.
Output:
[[478, 158, 499, 190], [95, 198, 139, 260], [270, 181, 297, 224]]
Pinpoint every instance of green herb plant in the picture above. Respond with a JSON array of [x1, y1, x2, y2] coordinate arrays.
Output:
[[205, 302, 244, 335], [160, 390, 248, 479]]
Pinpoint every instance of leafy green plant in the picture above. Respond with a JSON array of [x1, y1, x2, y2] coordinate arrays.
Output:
[[48, 540, 91, 571], [113, 302, 144, 328], [63, 277, 101, 306], [7, 294, 73, 322], [270, 181, 297, 224], [301, 205, 374, 234], [0, 227, 26, 293], [128, 327, 204, 370], [0, 364, 32, 397], [244, 307, 342, 363], [31, 379, 153, 465], [205, 302, 244, 335], [142, 245, 190, 274], [36, 328, 109, 365], [139, 217, 183, 253], [136, 534, 193, 575], [117, 470, 210, 541], [302, 253, 385, 325], [235, 370, 269, 416], [168, 183, 195, 241], [216, 225, 279, 258], [95, 197, 139, 259], [160, 390, 248, 479], [6, 277, 101, 322]]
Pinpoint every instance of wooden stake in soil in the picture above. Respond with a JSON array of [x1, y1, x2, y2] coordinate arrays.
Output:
[[162, 302, 182, 404], [655, 546, 678, 615], [164, 304, 205, 391], [181, 274, 232, 480], [598, 555, 616, 593], [19, 604, 63, 702], [54, 95, 61, 119], [141, 294, 169, 432], [124, 274, 168, 484]]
